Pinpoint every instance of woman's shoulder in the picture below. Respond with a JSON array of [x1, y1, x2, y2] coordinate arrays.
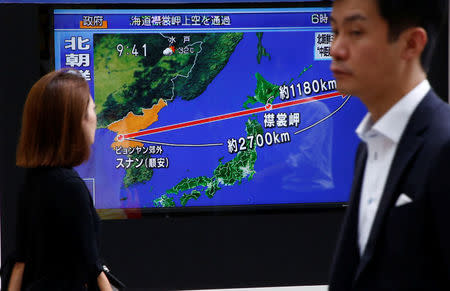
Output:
[[27, 166, 80, 180], [27, 167, 87, 195], [20, 168, 94, 216]]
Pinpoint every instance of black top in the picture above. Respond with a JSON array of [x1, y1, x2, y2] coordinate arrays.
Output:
[[15, 167, 102, 290]]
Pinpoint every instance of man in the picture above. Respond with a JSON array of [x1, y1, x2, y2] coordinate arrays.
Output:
[[328, 0, 449, 290]]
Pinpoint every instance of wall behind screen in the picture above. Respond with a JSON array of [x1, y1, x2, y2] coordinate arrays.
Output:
[[0, 4, 448, 291], [0, 4, 39, 272]]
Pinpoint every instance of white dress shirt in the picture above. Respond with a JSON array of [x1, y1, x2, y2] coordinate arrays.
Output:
[[356, 79, 430, 256]]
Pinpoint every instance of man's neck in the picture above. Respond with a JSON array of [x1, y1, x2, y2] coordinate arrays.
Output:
[[364, 71, 427, 123]]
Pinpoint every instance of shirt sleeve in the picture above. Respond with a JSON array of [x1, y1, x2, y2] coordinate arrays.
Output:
[[54, 176, 103, 282]]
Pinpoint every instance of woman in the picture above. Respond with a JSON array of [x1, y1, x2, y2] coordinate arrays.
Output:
[[8, 69, 112, 290]]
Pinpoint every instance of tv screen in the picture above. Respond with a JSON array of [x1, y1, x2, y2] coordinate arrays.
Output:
[[54, 7, 366, 217]]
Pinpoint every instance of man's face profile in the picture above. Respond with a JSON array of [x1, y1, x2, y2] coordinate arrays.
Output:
[[330, 0, 404, 99]]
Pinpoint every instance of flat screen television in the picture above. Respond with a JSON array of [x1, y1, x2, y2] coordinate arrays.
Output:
[[53, 5, 367, 218]]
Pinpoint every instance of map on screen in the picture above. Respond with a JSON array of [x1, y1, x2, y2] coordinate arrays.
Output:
[[54, 8, 366, 213]]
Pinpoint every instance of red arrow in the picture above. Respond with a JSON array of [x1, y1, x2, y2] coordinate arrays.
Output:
[[121, 91, 343, 140]]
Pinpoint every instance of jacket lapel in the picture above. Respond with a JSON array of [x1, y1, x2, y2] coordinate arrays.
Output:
[[329, 143, 367, 289], [345, 142, 367, 253], [348, 142, 368, 209], [352, 91, 437, 285], [352, 143, 368, 206]]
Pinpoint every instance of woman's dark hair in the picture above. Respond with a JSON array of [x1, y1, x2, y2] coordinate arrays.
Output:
[[16, 69, 91, 168]]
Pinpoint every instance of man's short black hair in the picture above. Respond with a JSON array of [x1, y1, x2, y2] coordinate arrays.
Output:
[[376, 0, 448, 72]]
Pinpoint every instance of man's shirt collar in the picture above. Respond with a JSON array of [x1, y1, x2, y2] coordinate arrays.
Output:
[[356, 79, 430, 143]]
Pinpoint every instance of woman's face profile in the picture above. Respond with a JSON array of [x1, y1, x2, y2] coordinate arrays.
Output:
[[83, 95, 97, 145]]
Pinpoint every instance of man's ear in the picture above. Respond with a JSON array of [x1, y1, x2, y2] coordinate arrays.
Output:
[[401, 27, 428, 62]]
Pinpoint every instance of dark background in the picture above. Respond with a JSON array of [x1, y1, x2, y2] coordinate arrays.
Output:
[[0, 3, 448, 290]]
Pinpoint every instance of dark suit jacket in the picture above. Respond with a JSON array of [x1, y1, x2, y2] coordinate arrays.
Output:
[[329, 90, 450, 291]]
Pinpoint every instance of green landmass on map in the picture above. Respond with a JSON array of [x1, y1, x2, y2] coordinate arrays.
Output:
[[94, 33, 244, 127], [167, 176, 212, 195], [123, 152, 154, 188], [180, 190, 202, 206], [154, 194, 176, 207], [243, 73, 280, 109], [256, 32, 271, 64], [155, 117, 262, 207], [93, 35, 145, 114], [154, 73, 277, 207]]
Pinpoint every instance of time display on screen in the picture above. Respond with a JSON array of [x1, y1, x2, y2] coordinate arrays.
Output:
[[116, 43, 147, 56]]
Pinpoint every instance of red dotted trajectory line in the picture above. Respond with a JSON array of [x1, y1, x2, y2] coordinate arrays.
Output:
[[119, 91, 344, 141]]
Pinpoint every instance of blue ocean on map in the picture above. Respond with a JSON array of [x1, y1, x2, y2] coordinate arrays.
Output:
[[77, 31, 367, 210]]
